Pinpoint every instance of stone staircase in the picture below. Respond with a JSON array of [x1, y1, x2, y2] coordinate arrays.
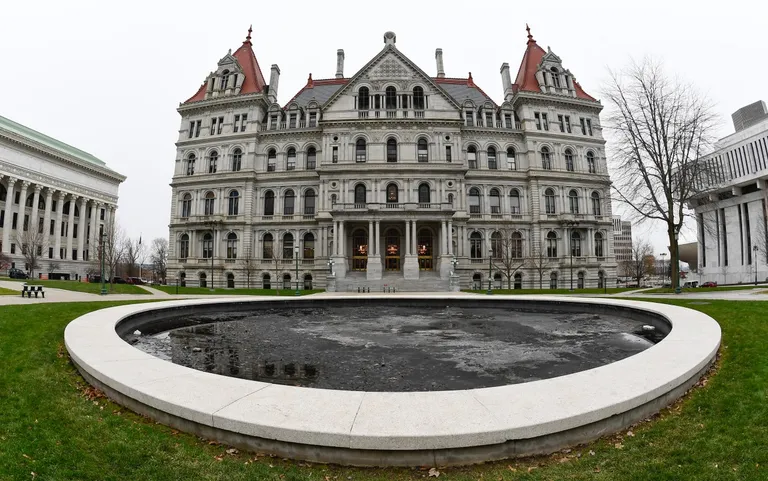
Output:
[[336, 271, 450, 292]]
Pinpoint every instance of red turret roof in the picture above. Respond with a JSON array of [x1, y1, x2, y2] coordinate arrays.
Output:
[[184, 26, 268, 104], [513, 25, 595, 101]]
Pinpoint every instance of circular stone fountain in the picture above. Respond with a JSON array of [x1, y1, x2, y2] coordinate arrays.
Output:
[[65, 295, 720, 467]]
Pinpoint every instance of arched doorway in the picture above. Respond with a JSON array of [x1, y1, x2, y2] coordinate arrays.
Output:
[[472, 273, 482, 290], [303, 274, 313, 290], [282, 273, 291, 290], [199, 272, 207, 288], [417, 228, 433, 270], [514, 273, 522, 289], [577, 271, 585, 289], [262, 273, 271, 289], [384, 228, 401, 271], [179, 272, 186, 287], [494, 272, 502, 289], [352, 228, 368, 270], [227, 273, 235, 288]]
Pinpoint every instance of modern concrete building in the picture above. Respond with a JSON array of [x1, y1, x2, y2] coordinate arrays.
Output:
[[0, 115, 125, 279], [167, 28, 616, 291], [691, 101, 768, 284], [612, 216, 633, 277]]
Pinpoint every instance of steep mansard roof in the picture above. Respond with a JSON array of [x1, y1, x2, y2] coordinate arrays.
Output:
[[184, 27, 267, 103]]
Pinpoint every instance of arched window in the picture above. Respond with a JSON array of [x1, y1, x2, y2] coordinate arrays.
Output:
[[547, 231, 558, 258], [571, 231, 582, 257], [418, 183, 431, 204], [490, 188, 501, 214], [226, 232, 238, 259], [577, 271, 585, 289], [491, 231, 502, 258], [472, 273, 482, 290], [447, 193, 454, 205], [506, 147, 517, 170], [283, 233, 294, 259], [597, 271, 605, 288], [487, 147, 497, 170], [565, 148, 574, 172], [544, 188, 556, 214], [286, 147, 296, 170], [283, 189, 295, 215], [591, 191, 602, 216], [511, 232, 523, 259], [509, 189, 521, 214], [227, 272, 235, 289], [199, 272, 207, 288], [231, 148, 242, 171], [262, 273, 271, 289], [262, 233, 274, 258], [37, 197, 45, 210], [470, 232, 483, 259], [469, 187, 481, 214], [25, 194, 34, 207], [569, 189, 579, 214], [264, 191, 275, 216], [417, 138, 429, 162], [494, 272, 503, 289], [467, 145, 478, 169], [204, 191, 215, 215], [304, 189, 316, 215], [587, 151, 596, 173], [208, 150, 219, 173], [358, 87, 370, 110], [267, 149, 276, 171], [595, 232, 604, 257], [306, 147, 316, 169], [181, 193, 192, 218], [386, 138, 398, 162], [541, 146, 552, 170], [304, 232, 315, 259], [186, 154, 196, 175], [514, 272, 522, 289], [385, 86, 397, 110], [303, 273, 313, 290], [283, 273, 292, 290], [228, 190, 239, 215], [386, 183, 399, 203], [179, 234, 189, 259], [550, 67, 561, 88], [221, 70, 230, 90], [354, 184, 366, 205], [413, 86, 425, 110], [550, 272, 558, 289], [355, 138, 367, 162], [202, 233, 213, 259]]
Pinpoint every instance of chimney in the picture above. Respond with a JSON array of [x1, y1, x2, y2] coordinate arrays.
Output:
[[336, 49, 345, 78], [435, 48, 445, 78], [268, 64, 280, 102], [500, 62, 512, 92]]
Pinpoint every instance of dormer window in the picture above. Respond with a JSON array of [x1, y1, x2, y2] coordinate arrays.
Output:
[[308, 112, 317, 127], [221, 70, 230, 90], [550, 67, 561, 88], [485, 111, 493, 128]]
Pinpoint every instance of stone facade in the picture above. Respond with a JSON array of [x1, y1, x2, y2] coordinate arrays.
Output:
[[167, 29, 616, 290], [612, 216, 633, 277], [0, 115, 125, 279]]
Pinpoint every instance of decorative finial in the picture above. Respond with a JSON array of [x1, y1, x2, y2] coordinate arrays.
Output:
[[246, 25, 252, 42], [467, 72, 474, 86], [307, 73, 313, 87], [526, 23, 534, 42]]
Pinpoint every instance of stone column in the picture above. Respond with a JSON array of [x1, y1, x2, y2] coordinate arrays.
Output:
[[439, 220, 451, 278], [53, 192, 64, 259], [65, 196, 78, 260], [89, 202, 100, 260], [333, 220, 347, 278], [366, 218, 381, 280], [77, 197, 87, 260], [405, 220, 411, 256], [375, 221, 381, 256], [403, 219, 419, 280], [30, 185, 42, 232], [1, 177, 16, 253], [333, 221, 338, 255], [17, 181, 30, 233], [42, 189, 53, 253], [448, 220, 454, 255]]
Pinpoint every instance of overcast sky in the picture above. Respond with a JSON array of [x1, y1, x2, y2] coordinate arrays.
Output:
[[1, 0, 764, 255]]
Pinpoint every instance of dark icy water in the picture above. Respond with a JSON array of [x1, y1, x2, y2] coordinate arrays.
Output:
[[130, 305, 662, 392]]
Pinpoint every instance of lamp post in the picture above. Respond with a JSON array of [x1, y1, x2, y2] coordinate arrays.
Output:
[[99, 232, 107, 295], [754, 245, 759, 285], [294, 245, 300, 296], [674, 231, 681, 294], [659, 252, 667, 286], [487, 248, 493, 295], [451, 257, 458, 276], [327, 258, 335, 275]]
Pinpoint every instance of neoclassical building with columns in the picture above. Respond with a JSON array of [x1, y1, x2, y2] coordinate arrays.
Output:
[[167, 28, 616, 290], [0, 114, 125, 278]]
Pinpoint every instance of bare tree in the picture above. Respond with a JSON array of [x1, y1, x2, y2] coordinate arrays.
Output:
[[150, 238, 168, 284], [491, 228, 526, 289], [619, 238, 654, 287], [101, 219, 127, 286], [238, 244, 258, 288], [604, 58, 718, 291], [123, 237, 145, 278], [16, 227, 48, 279], [264, 233, 285, 294], [48, 261, 61, 276], [0, 252, 10, 272], [528, 244, 548, 289]]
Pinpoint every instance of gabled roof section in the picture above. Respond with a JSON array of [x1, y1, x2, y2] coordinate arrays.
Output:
[[322, 43, 462, 111], [285, 74, 349, 108], [183, 26, 267, 104], [513, 25, 596, 101], [434, 75, 497, 108]]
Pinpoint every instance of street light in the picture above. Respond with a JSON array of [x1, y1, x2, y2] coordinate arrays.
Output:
[[674, 231, 681, 294], [487, 248, 493, 295], [99, 232, 107, 295], [294, 245, 300, 296], [451, 257, 458, 276], [754, 245, 759, 285], [327, 258, 335, 275], [659, 252, 668, 286]]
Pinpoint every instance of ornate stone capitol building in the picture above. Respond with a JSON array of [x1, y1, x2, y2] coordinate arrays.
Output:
[[168, 28, 616, 290], [0, 115, 125, 278]]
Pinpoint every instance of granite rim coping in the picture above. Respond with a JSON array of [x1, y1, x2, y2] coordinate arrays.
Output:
[[64, 295, 721, 461]]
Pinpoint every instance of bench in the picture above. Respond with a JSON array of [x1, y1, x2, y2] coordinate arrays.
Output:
[[21, 284, 45, 298]]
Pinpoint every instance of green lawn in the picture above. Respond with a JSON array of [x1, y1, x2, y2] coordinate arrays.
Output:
[[1, 300, 766, 480], [153, 285, 323, 296], [0, 286, 17, 296], [644, 285, 765, 294], [4, 278, 149, 295], [466, 287, 639, 295]]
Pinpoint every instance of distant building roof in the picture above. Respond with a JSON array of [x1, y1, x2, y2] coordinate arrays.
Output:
[[285, 76, 348, 107], [434, 77, 496, 107]]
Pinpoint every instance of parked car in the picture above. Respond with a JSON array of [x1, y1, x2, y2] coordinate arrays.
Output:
[[126, 277, 145, 285], [683, 281, 699, 289], [700, 281, 718, 288], [88, 274, 102, 283], [111, 277, 127, 284], [8, 268, 28, 279]]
